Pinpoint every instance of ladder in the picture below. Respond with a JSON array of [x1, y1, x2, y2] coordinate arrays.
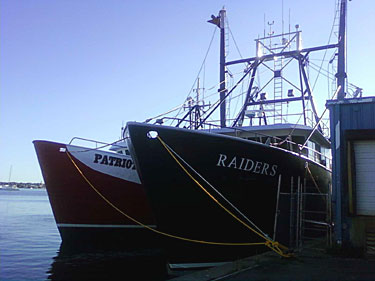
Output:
[[273, 58, 283, 123], [299, 182, 332, 249], [273, 176, 332, 251]]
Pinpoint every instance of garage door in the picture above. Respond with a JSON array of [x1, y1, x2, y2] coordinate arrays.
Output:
[[354, 140, 375, 216]]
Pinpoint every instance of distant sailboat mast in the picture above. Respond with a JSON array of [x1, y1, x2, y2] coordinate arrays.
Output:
[[8, 165, 13, 183]]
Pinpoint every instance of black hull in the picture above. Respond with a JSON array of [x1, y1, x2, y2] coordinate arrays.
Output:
[[127, 122, 331, 263]]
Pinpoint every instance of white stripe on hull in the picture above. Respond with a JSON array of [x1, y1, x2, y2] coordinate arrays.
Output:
[[66, 144, 141, 184], [168, 262, 229, 269], [57, 223, 156, 229]]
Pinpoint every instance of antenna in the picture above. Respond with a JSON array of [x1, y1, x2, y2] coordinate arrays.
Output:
[[267, 20, 274, 48], [264, 13, 266, 38], [268, 21, 275, 35], [282, 0, 284, 35], [289, 9, 291, 50], [194, 78, 201, 104]]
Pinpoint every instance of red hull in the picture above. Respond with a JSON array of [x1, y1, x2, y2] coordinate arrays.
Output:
[[34, 140, 157, 247]]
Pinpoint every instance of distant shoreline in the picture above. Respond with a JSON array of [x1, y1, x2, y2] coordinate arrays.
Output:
[[0, 182, 45, 189]]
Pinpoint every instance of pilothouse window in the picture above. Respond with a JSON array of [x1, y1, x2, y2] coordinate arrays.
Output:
[[307, 141, 316, 161]]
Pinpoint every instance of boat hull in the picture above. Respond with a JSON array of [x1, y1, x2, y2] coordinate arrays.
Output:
[[127, 122, 331, 263], [33, 140, 159, 249]]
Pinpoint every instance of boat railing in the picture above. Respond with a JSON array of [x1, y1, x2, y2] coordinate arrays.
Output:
[[304, 110, 330, 137], [217, 126, 332, 169], [150, 116, 332, 169], [299, 145, 332, 169], [69, 137, 126, 151], [155, 117, 224, 130], [235, 108, 331, 138]]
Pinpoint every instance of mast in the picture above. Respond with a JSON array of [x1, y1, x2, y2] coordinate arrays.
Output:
[[208, 9, 227, 128], [195, 78, 201, 129], [219, 9, 227, 127], [336, 0, 347, 99]]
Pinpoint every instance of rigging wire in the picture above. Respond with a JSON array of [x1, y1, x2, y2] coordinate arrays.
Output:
[[172, 26, 218, 124], [145, 81, 231, 126], [273, 3, 341, 137], [227, 23, 243, 59], [309, 62, 336, 81], [311, 0, 339, 92]]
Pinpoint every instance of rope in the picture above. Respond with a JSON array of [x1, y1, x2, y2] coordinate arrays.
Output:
[[305, 163, 323, 196], [159, 136, 268, 238], [156, 135, 293, 257], [65, 151, 264, 247]]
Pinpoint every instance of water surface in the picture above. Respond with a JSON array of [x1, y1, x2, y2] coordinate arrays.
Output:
[[0, 189, 168, 281]]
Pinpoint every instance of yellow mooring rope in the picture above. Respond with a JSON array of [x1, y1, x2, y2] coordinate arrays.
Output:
[[65, 151, 265, 247], [306, 163, 323, 195], [156, 136, 293, 258]]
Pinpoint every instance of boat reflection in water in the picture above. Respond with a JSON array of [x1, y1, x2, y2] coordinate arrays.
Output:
[[48, 243, 168, 281]]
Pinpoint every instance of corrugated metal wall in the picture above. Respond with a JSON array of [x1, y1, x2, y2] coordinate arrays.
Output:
[[327, 97, 375, 248], [336, 100, 375, 130]]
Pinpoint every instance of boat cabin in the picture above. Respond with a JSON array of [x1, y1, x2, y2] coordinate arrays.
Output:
[[109, 141, 131, 156], [207, 123, 331, 169]]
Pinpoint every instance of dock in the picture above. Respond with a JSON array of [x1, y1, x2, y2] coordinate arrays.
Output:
[[168, 239, 375, 281]]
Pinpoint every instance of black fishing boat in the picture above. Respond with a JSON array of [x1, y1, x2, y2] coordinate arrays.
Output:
[[126, 1, 349, 266]]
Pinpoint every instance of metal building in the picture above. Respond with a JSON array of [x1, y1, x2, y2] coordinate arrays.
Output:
[[327, 97, 375, 254]]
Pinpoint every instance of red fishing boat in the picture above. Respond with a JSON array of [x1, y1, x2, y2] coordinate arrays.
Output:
[[34, 138, 158, 248]]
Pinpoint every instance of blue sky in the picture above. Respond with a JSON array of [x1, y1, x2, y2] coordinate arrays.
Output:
[[1, 0, 374, 182]]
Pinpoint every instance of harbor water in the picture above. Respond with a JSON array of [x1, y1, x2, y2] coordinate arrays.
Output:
[[0, 189, 168, 281]]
